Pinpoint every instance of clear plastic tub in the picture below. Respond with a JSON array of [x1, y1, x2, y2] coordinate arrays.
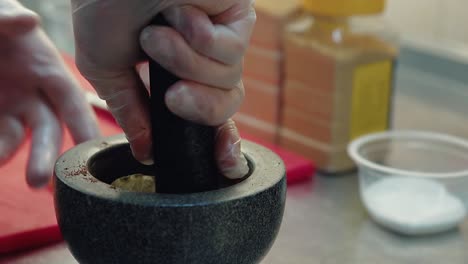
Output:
[[348, 130, 468, 235]]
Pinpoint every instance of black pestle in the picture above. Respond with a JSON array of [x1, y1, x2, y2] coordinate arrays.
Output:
[[149, 15, 220, 194]]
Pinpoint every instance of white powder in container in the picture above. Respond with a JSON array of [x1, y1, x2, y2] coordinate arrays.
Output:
[[363, 177, 466, 235]]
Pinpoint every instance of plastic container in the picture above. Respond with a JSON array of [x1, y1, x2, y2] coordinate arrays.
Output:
[[279, 0, 399, 173], [348, 130, 468, 235]]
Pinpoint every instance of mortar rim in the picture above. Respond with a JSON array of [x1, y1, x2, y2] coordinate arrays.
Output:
[[54, 134, 285, 207]]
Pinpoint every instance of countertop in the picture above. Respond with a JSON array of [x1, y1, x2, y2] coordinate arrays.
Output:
[[2, 173, 468, 264]]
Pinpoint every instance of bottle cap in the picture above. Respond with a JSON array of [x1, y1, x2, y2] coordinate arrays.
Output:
[[303, 0, 385, 16]]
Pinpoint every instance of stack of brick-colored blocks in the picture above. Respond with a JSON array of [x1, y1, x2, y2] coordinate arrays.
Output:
[[234, 0, 300, 143]]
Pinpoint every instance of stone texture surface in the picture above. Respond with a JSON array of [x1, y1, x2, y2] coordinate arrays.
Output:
[[54, 135, 286, 264]]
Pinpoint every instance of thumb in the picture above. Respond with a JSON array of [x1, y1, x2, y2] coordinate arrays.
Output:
[[215, 119, 249, 179], [0, 0, 39, 36], [77, 64, 153, 165]]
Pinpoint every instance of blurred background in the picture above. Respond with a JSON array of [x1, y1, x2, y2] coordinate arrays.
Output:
[[20, 0, 74, 54], [18, 0, 468, 173]]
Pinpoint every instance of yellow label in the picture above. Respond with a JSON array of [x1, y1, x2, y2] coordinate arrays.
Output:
[[350, 60, 392, 140]]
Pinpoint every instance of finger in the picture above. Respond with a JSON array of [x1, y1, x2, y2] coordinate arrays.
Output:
[[0, 0, 39, 36], [0, 115, 25, 165], [140, 25, 242, 89], [42, 65, 100, 143], [163, 5, 255, 65], [37, 30, 100, 144], [165, 80, 244, 126], [24, 100, 62, 188], [214, 119, 249, 179], [79, 67, 153, 165]]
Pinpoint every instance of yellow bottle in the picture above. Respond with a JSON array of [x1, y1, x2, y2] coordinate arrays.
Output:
[[279, 0, 398, 173]]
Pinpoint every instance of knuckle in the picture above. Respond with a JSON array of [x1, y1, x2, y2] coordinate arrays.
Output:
[[126, 128, 149, 143], [230, 84, 245, 115], [232, 39, 248, 59], [176, 53, 198, 78], [235, 81, 246, 102], [223, 64, 243, 87], [198, 99, 220, 125], [99, 87, 129, 104], [248, 6, 257, 25], [216, 119, 237, 139], [196, 96, 225, 126], [192, 25, 215, 55]]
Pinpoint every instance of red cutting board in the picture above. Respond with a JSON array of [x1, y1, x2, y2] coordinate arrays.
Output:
[[0, 55, 314, 254], [0, 112, 121, 254]]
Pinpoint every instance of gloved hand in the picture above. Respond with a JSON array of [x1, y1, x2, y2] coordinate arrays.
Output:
[[0, 0, 99, 187], [72, 0, 255, 179]]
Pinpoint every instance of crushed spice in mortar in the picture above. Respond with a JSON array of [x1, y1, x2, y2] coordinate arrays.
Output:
[[111, 174, 156, 193]]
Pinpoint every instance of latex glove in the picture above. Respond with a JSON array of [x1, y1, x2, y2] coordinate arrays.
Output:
[[0, 0, 100, 187], [72, 0, 255, 179]]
